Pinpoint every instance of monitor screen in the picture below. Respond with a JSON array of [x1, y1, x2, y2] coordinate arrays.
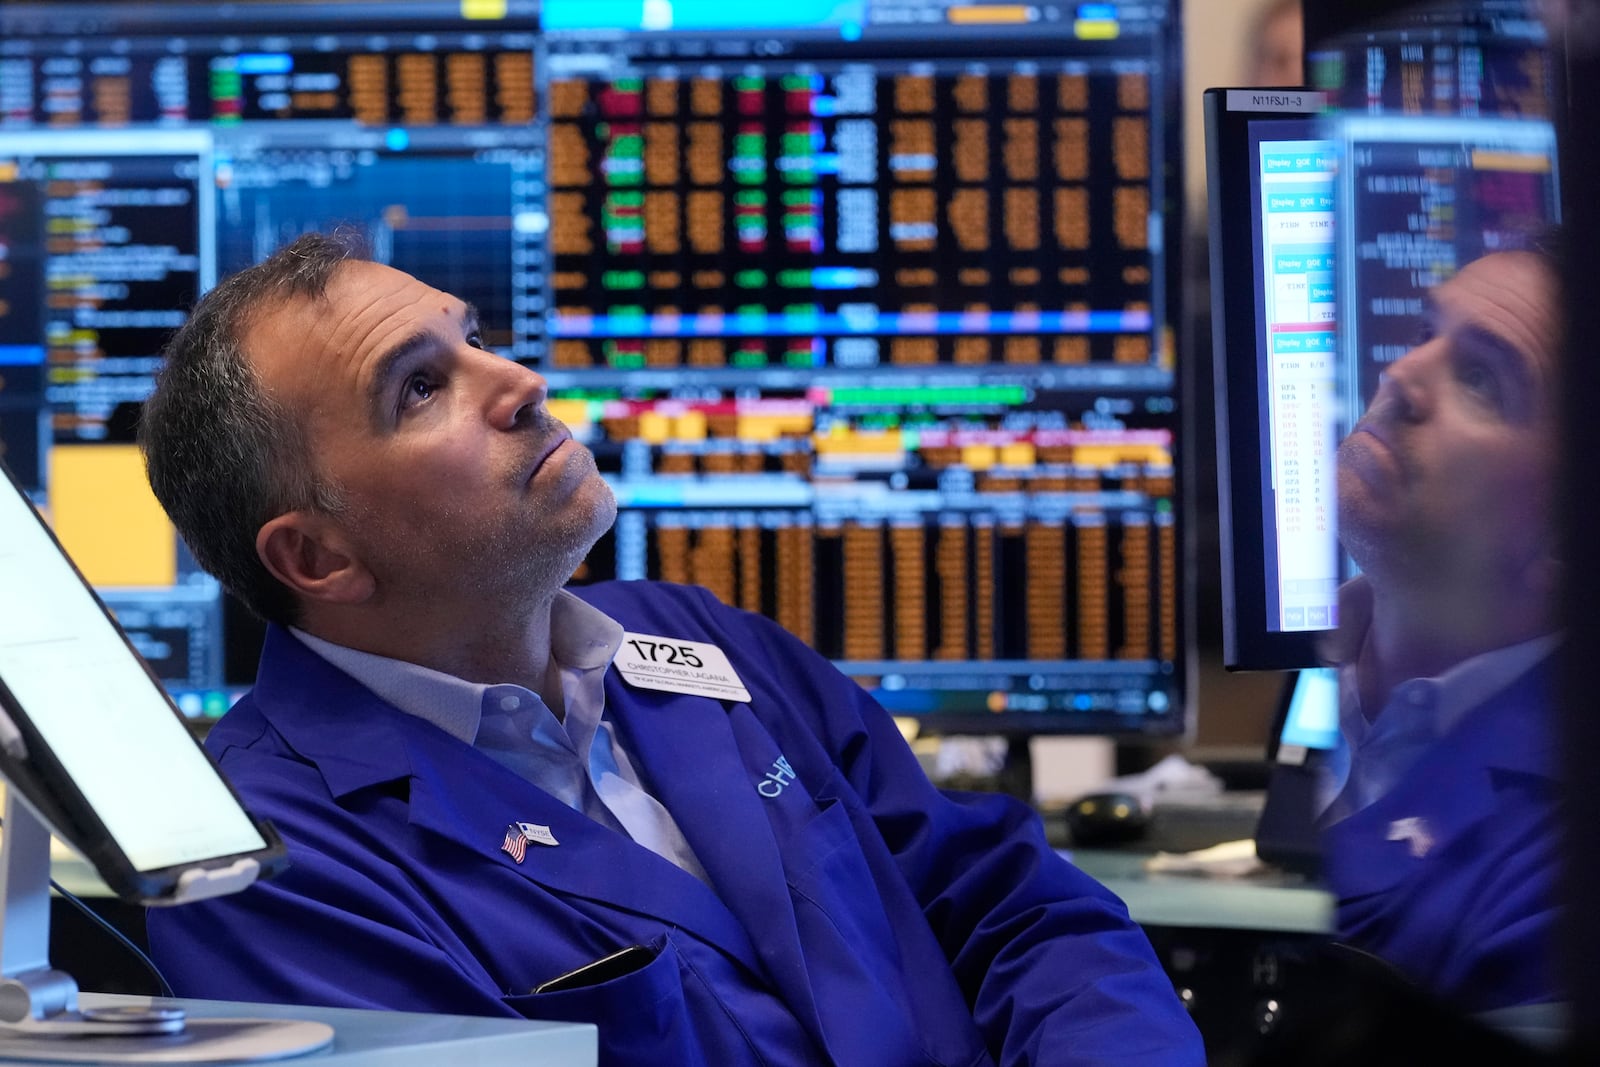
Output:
[[1253, 664, 1338, 875], [0, 0, 1188, 736], [1304, 0, 1561, 437], [1205, 89, 1340, 671], [1305, 0, 1556, 120], [1208, 89, 1559, 673], [0, 459, 278, 893], [0, 0, 542, 719], [1331, 112, 1559, 418], [1274, 664, 1339, 759], [540, 0, 1187, 734], [1250, 121, 1339, 640]]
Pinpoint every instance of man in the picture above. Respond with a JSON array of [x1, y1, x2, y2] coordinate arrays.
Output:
[[139, 232, 1203, 1065], [1323, 248, 1565, 1011], [1247, 0, 1302, 88]]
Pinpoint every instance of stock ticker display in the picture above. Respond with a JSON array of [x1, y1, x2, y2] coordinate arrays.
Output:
[[541, 0, 1183, 727], [1306, 2, 1560, 415], [1334, 114, 1558, 408], [0, 0, 544, 713], [0, 0, 1186, 731], [1307, 0, 1554, 120]]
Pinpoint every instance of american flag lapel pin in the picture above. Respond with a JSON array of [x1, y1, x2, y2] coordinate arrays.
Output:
[[501, 823, 528, 864], [1385, 816, 1436, 859], [501, 821, 560, 864]]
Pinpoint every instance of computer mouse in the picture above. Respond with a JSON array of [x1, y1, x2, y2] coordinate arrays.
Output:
[[1064, 792, 1149, 847]]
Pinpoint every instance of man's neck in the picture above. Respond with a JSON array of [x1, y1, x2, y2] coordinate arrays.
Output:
[[297, 591, 566, 718], [1358, 578, 1549, 719]]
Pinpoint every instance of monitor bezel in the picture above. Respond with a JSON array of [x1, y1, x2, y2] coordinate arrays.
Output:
[[1204, 87, 1333, 672]]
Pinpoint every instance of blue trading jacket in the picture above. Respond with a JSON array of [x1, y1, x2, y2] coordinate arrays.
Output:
[[1322, 659, 1563, 1012], [149, 581, 1203, 1066]]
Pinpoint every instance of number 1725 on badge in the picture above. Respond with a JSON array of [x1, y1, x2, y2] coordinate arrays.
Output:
[[615, 632, 753, 703]]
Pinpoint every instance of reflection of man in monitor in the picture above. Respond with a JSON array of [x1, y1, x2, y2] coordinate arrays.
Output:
[[1321, 248, 1564, 1011]]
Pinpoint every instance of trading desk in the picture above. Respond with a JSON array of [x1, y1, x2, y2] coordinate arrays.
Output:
[[1064, 817, 1336, 1061], [1070, 848, 1334, 933], [49, 816, 1332, 1061], [0, 994, 596, 1066]]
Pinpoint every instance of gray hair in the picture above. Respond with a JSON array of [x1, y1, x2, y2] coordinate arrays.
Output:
[[139, 231, 364, 626]]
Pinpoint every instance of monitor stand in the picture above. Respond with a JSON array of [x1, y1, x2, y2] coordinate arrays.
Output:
[[0, 791, 333, 1062]]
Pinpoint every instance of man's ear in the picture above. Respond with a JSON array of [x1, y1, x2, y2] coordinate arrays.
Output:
[[256, 513, 375, 606]]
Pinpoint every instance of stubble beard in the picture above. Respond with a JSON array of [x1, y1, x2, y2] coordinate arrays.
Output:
[[351, 472, 616, 617], [505, 481, 615, 596], [470, 471, 618, 603]]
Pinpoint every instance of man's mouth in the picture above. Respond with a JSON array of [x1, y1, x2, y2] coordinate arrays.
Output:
[[526, 427, 572, 483], [1340, 422, 1404, 484], [1350, 422, 1395, 456]]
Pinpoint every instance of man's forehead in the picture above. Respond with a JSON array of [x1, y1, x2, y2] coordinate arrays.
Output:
[[1435, 253, 1561, 367], [233, 280, 345, 415], [325, 258, 453, 310], [241, 261, 453, 363]]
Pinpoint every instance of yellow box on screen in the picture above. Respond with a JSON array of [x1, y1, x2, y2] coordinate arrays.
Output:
[[46, 445, 176, 588]]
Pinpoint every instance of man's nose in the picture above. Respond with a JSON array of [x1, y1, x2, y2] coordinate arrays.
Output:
[[1372, 349, 1431, 423], [484, 353, 549, 430]]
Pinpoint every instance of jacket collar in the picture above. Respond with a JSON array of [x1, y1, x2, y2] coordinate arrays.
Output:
[[251, 625, 417, 799], [1324, 659, 1560, 899], [247, 625, 769, 979]]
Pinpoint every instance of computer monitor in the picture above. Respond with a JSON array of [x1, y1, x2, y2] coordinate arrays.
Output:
[[0, 0, 542, 720], [1206, 88, 1559, 673], [1301, 0, 1562, 435], [541, 0, 1188, 736], [1330, 112, 1559, 419], [0, 458, 284, 902], [1253, 665, 1338, 876], [1, 0, 1188, 738], [0, 455, 340, 1056], [1305, 0, 1557, 120], [1204, 88, 1339, 671]]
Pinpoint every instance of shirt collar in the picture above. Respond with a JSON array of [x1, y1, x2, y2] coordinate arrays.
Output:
[[548, 589, 625, 671], [1339, 633, 1560, 748], [290, 590, 625, 745]]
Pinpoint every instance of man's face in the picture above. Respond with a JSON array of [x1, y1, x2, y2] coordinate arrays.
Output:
[[1252, 5, 1303, 87], [245, 260, 615, 607], [1337, 251, 1561, 591]]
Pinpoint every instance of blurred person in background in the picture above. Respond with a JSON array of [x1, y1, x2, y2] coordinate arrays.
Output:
[[1248, 0, 1304, 86]]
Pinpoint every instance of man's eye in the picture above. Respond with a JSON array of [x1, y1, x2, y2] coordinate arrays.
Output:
[[401, 373, 438, 410], [466, 330, 485, 350], [1457, 361, 1502, 403]]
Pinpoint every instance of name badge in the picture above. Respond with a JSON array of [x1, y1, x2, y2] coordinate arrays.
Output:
[[517, 822, 559, 848], [617, 632, 752, 703]]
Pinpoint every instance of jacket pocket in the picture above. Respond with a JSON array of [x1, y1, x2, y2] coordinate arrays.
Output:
[[502, 932, 768, 1066]]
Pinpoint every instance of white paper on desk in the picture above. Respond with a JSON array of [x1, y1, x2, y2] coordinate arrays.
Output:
[[1142, 839, 1266, 879], [1099, 753, 1225, 808]]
